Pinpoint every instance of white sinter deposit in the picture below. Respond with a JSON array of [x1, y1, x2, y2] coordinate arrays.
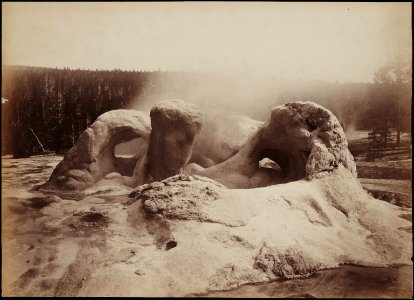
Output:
[[43, 109, 151, 191], [5, 100, 411, 297]]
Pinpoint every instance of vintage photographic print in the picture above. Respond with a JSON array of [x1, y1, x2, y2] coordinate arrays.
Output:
[[1, 2, 412, 297]]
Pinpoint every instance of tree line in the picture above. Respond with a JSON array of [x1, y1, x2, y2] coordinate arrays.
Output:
[[1, 65, 411, 157], [2, 66, 152, 157]]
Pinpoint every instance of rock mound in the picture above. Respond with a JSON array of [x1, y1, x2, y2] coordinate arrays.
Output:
[[113, 168, 409, 296], [147, 100, 203, 182], [4, 115, 411, 297], [44, 100, 355, 191], [43, 109, 151, 190], [193, 101, 357, 188]]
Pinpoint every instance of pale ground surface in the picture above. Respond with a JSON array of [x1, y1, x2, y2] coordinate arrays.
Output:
[[1, 154, 412, 297]]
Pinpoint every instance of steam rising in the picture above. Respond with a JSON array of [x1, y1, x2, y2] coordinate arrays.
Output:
[[127, 73, 290, 120], [126, 73, 365, 129]]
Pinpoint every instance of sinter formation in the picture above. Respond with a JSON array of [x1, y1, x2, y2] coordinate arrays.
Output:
[[43, 100, 356, 191]]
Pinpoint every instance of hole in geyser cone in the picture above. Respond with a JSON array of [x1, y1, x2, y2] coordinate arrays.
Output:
[[259, 157, 282, 172], [256, 146, 307, 184], [166, 240, 177, 251], [114, 137, 145, 158], [257, 157, 286, 186]]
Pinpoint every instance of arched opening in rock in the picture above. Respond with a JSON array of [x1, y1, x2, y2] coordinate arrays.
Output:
[[111, 136, 147, 178], [251, 149, 288, 187], [96, 131, 148, 180], [114, 137, 146, 158], [249, 147, 307, 188], [259, 157, 282, 172], [257, 148, 292, 179]]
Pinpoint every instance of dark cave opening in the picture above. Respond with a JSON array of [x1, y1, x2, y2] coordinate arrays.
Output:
[[255, 147, 308, 185], [258, 148, 290, 178], [166, 240, 178, 251]]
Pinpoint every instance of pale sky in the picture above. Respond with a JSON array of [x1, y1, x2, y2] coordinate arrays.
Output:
[[2, 2, 412, 82]]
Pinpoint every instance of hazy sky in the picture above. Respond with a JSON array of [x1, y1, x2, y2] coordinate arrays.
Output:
[[2, 2, 412, 82]]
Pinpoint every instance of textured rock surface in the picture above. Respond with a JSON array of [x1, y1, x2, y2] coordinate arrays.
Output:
[[193, 101, 357, 188], [2, 157, 411, 297], [41, 100, 261, 191], [260, 101, 357, 179], [43, 101, 354, 191], [3, 98, 410, 297], [146, 100, 203, 182], [43, 110, 151, 190], [121, 169, 409, 296], [8, 170, 411, 296]]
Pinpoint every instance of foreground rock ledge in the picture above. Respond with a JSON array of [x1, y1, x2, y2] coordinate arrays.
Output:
[[5, 168, 411, 296]]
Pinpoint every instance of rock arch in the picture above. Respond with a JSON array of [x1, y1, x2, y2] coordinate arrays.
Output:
[[43, 109, 151, 190], [43, 100, 356, 191], [190, 102, 356, 188]]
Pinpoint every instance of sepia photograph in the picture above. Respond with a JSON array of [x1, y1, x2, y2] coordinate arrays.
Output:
[[1, 2, 412, 297]]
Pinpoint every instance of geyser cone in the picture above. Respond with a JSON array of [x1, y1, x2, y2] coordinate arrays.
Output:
[[147, 99, 203, 182]]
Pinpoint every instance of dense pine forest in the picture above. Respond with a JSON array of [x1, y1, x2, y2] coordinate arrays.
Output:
[[2, 65, 411, 157], [2, 66, 153, 157]]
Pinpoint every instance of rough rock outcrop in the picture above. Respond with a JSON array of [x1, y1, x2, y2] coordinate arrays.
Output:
[[4, 98, 411, 296], [43, 110, 151, 190], [9, 168, 409, 297], [146, 100, 203, 182], [118, 169, 409, 296], [192, 101, 357, 188], [43, 100, 357, 192], [260, 101, 356, 179], [42, 100, 263, 192]]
